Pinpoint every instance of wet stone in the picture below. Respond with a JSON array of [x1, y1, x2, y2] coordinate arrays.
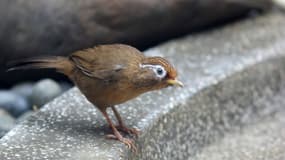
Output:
[[11, 82, 34, 100], [0, 109, 15, 138], [30, 79, 62, 107], [0, 90, 29, 117]]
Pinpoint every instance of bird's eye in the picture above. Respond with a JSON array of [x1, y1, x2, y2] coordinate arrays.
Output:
[[156, 68, 163, 75], [154, 65, 167, 79], [140, 64, 167, 79]]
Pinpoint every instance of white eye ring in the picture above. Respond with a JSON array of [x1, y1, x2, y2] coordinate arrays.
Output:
[[140, 64, 167, 79], [154, 65, 167, 78]]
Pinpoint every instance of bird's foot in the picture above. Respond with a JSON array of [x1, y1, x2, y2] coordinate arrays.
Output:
[[106, 134, 137, 153], [116, 125, 140, 138]]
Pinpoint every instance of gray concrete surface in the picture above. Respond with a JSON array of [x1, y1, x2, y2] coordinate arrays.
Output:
[[193, 89, 285, 160], [1, 11, 285, 159]]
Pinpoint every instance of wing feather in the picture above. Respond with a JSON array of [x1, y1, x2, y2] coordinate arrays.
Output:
[[69, 44, 144, 81]]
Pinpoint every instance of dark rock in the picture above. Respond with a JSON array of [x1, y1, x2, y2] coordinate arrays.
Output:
[[11, 82, 34, 99], [0, 0, 273, 86], [0, 109, 15, 138], [30, 79, 62, 107], [0, 90, 29, 117]]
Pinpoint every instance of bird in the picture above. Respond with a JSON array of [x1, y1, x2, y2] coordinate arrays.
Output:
[[8, 44, 183, 152]]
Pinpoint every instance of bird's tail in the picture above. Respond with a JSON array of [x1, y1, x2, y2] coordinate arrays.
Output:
[[7, 56, 74, 75]]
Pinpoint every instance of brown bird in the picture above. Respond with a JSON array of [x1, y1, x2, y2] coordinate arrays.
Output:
[[8, 44, 183, 151]]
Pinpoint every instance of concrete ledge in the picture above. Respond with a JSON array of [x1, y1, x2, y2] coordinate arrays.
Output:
[[1, 12, 285, 159], [193, 90, 285, 160]]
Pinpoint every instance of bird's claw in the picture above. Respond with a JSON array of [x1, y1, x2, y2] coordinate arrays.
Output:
[[106, 134, 137, 152], [116, 125, 140, 138]]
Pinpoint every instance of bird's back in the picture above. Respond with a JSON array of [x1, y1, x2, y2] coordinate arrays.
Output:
[[68, 44, 145, 108]]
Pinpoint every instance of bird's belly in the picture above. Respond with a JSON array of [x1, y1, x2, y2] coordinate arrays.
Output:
[[90, 88, 141, 108], [78, 82, 140, 108], [72, 71, 141, 108], [105, 90, 139, 105]]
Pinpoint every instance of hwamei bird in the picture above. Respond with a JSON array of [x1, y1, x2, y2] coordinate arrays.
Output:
[[8, 44, 183, 151]]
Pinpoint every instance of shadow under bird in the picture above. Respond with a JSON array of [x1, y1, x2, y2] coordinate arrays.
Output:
[[8, 44, 183, 152]]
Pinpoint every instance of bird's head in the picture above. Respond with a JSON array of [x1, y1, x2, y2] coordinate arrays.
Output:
[[136, 56, 183, 91]]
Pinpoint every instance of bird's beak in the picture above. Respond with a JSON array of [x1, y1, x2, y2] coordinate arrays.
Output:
[[167, 79, 184, 87]]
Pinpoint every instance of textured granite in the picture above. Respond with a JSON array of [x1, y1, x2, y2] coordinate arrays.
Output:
[[193, 89, 285, 160], [1, 12, 285, 160]]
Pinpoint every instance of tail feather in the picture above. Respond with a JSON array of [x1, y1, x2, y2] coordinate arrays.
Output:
[[7, 56, 73, 75]]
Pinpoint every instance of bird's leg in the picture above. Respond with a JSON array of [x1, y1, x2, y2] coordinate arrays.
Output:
[[111, 106, 140, 137], [101, 109, 137, 152]]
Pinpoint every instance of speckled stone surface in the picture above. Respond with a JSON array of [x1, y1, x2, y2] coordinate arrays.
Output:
[[192, 89, 285, 160], [1, 12, 285, 160]]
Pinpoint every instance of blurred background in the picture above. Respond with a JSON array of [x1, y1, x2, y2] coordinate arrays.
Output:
[[0, 0, 283, 137]]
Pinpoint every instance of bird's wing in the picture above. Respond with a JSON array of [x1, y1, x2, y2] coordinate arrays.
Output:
[[69, 49, 125, 80]]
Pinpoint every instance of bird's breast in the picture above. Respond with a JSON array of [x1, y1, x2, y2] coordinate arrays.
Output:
[[75, 75, 141, 108]]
